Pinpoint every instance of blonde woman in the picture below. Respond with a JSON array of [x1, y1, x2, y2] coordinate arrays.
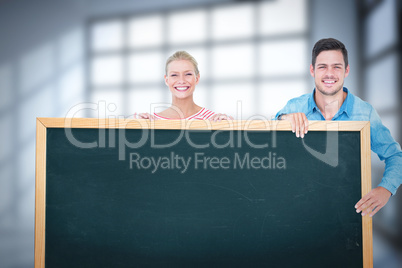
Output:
[[135, 51, 232, 121]]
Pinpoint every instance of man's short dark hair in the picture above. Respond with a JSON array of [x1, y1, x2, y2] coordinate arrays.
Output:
[[312, 38, 348, 68]]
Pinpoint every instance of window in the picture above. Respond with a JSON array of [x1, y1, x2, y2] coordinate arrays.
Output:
[[362, 0, 400, 140], [87, 0, 309, 119]]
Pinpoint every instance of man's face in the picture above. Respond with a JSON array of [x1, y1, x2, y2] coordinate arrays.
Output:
[[310, 50, 350, 97]]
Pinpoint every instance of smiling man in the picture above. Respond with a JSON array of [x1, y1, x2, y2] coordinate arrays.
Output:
[[276, 38, 402, 217]]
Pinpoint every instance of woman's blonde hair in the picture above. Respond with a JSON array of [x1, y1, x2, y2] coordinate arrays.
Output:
[[165, 51, 199, 75]]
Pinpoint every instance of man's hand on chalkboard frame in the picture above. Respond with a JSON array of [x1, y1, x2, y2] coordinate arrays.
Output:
[[279, 113, 309, 138], [355, 186, 392, 217]]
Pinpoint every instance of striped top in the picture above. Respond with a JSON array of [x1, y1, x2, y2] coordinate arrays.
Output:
[[153, 107, 215, 120]]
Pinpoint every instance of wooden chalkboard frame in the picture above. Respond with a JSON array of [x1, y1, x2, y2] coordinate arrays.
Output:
[[35, 118, 373, 268]]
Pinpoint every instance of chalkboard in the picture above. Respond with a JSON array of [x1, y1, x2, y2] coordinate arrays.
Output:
[[35, 118, 373, 268]]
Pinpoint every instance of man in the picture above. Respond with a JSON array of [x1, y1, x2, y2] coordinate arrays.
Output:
[[276, 38, 402, 217]]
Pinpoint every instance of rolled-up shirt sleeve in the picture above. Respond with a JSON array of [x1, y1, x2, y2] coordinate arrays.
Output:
[[369, 107, 402, 195]]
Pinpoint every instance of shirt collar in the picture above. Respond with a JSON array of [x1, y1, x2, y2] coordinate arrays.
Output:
[[308, 87, 352, 119]]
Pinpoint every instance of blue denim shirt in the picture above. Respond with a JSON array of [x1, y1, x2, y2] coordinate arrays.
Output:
[[275, 87, 402, 195]]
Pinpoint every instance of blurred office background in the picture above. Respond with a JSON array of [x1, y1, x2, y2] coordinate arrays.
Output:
[[0, 0, 400, 267]]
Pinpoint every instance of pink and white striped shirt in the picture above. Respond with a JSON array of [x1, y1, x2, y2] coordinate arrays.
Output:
[[153, 107, 215, 120]]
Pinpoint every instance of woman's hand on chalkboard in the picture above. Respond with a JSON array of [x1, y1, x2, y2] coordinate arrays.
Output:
[[280, 113, 309, 138], [134, 113, 158, 120], [209, 113, 234, 122], [355, 186, 392, 217]]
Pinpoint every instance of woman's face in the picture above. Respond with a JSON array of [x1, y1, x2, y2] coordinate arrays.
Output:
[[165, 60, 199, 100]]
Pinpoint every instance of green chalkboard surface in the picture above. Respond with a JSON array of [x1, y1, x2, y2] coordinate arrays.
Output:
[[44, 126, 363, 267]]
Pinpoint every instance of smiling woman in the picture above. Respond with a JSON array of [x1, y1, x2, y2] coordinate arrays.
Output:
[[135, 51, 233, 121]]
